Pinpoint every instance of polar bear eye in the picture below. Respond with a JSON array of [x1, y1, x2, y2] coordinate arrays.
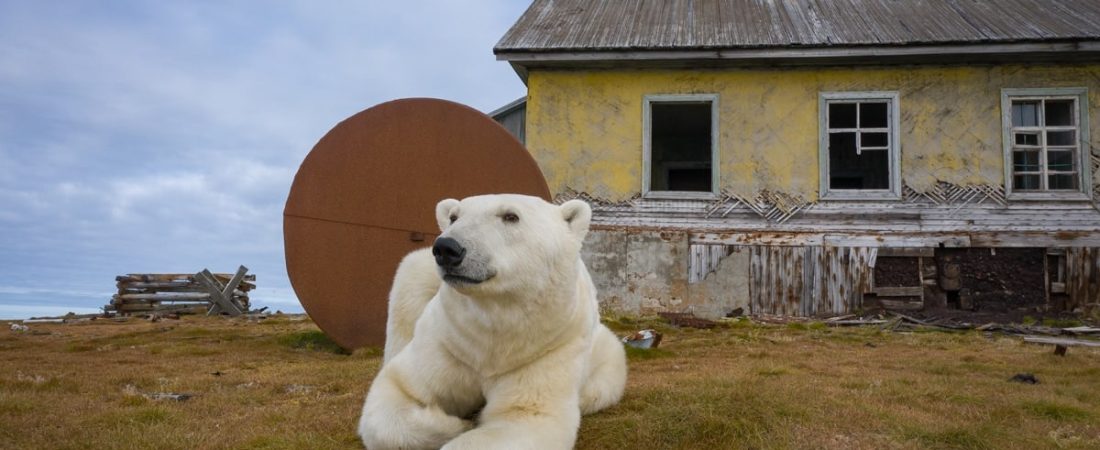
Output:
[[502, 212, 519, 223], [449, 214, 458, 224]]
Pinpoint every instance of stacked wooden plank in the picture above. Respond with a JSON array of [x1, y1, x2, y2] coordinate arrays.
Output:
[[107, 266, 254, 315]]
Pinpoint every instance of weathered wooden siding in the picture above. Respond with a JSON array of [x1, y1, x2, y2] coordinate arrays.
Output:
[[749, 246, 876, 316], [580, 197, 1100, 248], [688, 243, 728, 283], [1066, 247, 1100, 311]]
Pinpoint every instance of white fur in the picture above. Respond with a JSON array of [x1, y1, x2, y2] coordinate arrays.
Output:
[[359, 194, 627, 450]]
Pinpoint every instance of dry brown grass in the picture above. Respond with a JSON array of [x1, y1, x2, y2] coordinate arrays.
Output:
[[1, 315, 1098, 449]]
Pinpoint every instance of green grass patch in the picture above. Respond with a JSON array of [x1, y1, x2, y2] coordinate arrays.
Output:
[[1021, 400, 1091, 421], [623, 346, 673, 361], [756, 367, 788, 377], [64, 342, 96, 352], [1042, 318, 1083, 328], [0, 397, 35, 415], [276, 331, 349, 355], [128, 407, 172, 425], [902, 426, 994, 450]]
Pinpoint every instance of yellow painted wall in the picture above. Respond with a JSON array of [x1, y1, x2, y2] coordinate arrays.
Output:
[[526, 65, 1100, 202]]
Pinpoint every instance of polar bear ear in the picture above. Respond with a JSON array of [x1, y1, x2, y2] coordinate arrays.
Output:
[[435, 198, 460, 232], [560, 199, 592, 239]]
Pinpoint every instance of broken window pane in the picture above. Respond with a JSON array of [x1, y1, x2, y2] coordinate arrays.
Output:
[[1045, 100, 1074, 126], [1047, 151, 1075, 171], [829, 132, 888, 189], [1012, 101, 1040, 127], [1048, 174, 1077, 190], [860, 102, 888, 128], [1046, 130, 1076, 146], [861, 132, 888, 147], [1013, 151, 1040, 172], [829, 103, 857, 128], [650, 102, 712, 192], [1014, 133, 1039, 146], [1014, 174, 1040, 190]]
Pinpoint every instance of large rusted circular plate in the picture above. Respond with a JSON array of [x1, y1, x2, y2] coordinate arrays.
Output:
[[284, 98, 550, 349]]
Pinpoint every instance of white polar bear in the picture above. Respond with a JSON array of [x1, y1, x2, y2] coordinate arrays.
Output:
[[359, 194, 627, 450]]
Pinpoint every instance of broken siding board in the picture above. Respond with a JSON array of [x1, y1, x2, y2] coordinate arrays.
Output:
[[970, 234, 1100, 248], [873, 287, 924, 297], [691, 232, 825, 246], [688, 243, 730, 283], [823, 235, 971, 248], [1065, 248, 1100, 311], [748, 246, 876, 316], [681, 230, 1100, 249], [878, 247, 936, 257]]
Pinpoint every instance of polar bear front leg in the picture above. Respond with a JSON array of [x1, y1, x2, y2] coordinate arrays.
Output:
[[580, 324, 627, 415], [358, 363, 474, 450], [441, 353, 584, 450]]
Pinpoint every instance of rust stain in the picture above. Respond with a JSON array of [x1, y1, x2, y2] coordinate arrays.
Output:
[[1055, 231, 1086, 241]]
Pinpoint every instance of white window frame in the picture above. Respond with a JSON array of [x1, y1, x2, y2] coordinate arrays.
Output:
[[1001, 87, 1091, 201], [642, 94, 720, 200], [818, 91, 902, 201]]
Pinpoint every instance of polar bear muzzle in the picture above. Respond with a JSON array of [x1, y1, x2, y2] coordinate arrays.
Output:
[[432, 236, 494, 285], [432, 237, 466, 268]]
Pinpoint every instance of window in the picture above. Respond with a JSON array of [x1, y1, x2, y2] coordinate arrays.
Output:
[[1001, 88, 1091, 199], [643, 94, 718, 198], [819, 92, 901, 200]]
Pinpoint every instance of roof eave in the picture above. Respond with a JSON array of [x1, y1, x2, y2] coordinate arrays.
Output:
[[497, 40, 1100, 67]]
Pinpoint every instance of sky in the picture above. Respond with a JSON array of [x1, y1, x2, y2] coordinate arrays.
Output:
[[0, 1, 531, 318]]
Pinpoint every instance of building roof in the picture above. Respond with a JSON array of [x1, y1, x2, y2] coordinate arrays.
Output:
[[495, 0, 1100, 75], [497, 0, 1100, 53]]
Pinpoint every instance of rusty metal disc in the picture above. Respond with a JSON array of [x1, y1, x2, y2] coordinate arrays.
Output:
[[284, 98, 550, 349]]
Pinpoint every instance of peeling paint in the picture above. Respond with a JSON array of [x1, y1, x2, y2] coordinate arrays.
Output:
[[527, 65, 1100, 202]]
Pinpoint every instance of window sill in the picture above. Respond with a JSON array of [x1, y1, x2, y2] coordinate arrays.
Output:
[[819, 191, 901, 201], [1007, 192, 1092, 202], [643, 191, 719, 201]]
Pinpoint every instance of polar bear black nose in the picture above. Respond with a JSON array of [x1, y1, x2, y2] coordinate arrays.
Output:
[[432, 237, 466, 268]]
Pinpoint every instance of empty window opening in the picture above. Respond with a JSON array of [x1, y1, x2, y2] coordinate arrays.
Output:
[[827, 100, 890, 190], [647, 99, 716, 193], [819, 92, 900, 200]]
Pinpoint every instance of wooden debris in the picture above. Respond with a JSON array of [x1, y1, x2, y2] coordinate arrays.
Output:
[[145, 392, 194, 402], [106, 266, 254, 316], [658, 312, 718, 329], [826, 319, 889, 327], [1023, 336, 1100, 356], [1063, 326, 1100, 335], [22, 318, 64, 324]]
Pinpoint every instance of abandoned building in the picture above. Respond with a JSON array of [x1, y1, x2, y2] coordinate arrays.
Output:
[[492, 0, 1100, 319]]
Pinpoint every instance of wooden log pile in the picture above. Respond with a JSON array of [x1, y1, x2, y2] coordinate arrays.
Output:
[[106, 266, 254, 316]]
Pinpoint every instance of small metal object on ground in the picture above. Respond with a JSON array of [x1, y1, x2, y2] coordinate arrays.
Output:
[[284, 98, 551, 349], [623, 329, 663, 349]]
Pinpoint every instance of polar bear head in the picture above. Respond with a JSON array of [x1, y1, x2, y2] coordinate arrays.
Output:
[[431, 194, 591, 297]]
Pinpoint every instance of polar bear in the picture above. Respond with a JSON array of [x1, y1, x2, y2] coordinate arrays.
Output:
[[358, 194, 627, 450]]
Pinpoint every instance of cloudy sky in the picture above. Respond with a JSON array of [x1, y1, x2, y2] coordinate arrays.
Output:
[[0, 1, 531, 318]]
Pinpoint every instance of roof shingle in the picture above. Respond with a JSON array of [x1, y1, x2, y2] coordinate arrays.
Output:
[[495, 0, 1100, 53]]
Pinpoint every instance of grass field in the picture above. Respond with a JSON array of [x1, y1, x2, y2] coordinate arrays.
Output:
[[1, 314, 1098, 449]]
